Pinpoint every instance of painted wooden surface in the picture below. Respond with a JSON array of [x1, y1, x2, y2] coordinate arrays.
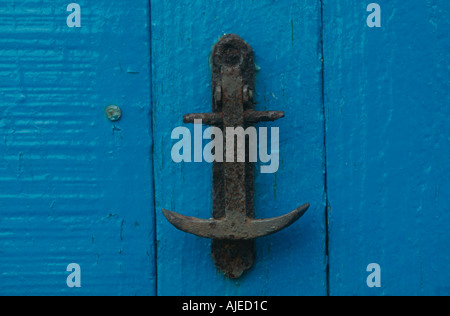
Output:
[[323, 0, 450, 295], [152, 0, 327, 296], [0, 1, 155, 295], [0, 0, 448, 296]]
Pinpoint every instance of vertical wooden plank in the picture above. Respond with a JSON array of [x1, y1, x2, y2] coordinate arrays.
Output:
[[324, 0, 450, 295], [152, 0, 326, 295], [0, 1, 155, 295]]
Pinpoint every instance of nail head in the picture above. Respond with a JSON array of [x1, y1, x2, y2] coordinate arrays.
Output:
[[105, 105, 122, 122]]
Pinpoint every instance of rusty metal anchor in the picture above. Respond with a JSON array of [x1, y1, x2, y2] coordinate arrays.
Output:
[[163, 34, 310, 279]]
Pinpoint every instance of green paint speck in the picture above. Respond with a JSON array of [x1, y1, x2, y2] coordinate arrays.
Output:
[[291, 20, 294, 44], [273, 172, 277, 199]]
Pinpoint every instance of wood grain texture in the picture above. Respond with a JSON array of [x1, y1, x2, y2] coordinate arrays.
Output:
[[0, 1, 155, 295], [323, 0, 450, 295], [2, 0, 446, 297], [152, 0, 326, 296]]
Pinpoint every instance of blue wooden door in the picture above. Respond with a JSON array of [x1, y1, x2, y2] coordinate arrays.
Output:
[[323, 0, 450, 296], [0, 1, 155, 295], [0, 0, 448, 296]]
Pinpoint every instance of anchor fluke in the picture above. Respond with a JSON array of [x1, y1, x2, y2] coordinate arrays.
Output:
[[162, 203, 309, 240]]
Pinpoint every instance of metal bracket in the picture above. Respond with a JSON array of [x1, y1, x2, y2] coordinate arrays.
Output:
[[163, 34, 310, 279]]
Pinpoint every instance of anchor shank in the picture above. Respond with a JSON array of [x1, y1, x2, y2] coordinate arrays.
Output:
[[222, 66, 247, 221]]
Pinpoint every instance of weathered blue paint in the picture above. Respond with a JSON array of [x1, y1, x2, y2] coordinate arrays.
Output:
[[0, 1, 155, 295], [152, 0, 327, 296], [1, 0, 447, 297], [323, 0, 450, 295]]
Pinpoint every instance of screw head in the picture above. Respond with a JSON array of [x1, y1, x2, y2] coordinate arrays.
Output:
[[243, 85, 253, 104], [105, 105, 122, 122]]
